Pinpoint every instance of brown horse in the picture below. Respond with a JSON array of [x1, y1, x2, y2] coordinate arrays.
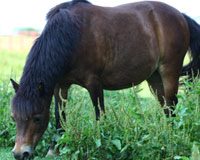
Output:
[[10, 0, 200, 159]]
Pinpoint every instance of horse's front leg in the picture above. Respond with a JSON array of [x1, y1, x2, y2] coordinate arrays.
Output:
[[87, 78, 105, 120], [46, 85, 69, 157], [54, 85, 69, 130]]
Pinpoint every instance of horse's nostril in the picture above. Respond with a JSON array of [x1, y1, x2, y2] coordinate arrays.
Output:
[[13, 152, 21, 160], [23, 151, 30, 158]]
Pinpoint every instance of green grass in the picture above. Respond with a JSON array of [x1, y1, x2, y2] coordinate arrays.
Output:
[[0, 50, 26, 159], [51, 80, 200, 160], [0, 50, 200, 159], [0, 148, 14, 160], [0, 51, 26, 79]]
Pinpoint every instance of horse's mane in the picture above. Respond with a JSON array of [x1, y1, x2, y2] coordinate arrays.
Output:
[[47, 0, 91, 20], [12, 0, 87, 120]]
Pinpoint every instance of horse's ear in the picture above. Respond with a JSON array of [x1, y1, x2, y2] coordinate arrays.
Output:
[[10, 79, 19, 93], [38, 82, 45, 96]]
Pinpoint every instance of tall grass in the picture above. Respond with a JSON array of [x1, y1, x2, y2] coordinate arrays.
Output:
[[50, 79, 200, 160]]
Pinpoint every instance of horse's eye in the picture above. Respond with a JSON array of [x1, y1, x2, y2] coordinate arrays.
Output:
[[33, 116, 42, 124]]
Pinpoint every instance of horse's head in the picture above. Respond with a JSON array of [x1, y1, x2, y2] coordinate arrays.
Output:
[[10, 79, 51, 160]]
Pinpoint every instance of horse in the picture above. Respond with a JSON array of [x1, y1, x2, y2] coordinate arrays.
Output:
[[10, 0, 200, 159]]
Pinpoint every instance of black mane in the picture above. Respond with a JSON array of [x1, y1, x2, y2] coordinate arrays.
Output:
[[47, 0, 91, 20], [12, 1, 84, 120]]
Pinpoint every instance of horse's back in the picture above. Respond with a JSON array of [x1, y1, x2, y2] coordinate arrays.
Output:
[[67, 1, 189, 90]]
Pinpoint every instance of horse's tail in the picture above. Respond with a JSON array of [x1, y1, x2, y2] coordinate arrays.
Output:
[[181, 14, 200, 78]]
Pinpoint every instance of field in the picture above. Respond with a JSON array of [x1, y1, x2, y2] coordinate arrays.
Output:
[[0, 36, 200, 159]]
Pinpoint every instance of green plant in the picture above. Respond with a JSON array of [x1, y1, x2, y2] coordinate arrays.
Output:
[[0, 80, 15, 147], [52, 79, 200, 159]]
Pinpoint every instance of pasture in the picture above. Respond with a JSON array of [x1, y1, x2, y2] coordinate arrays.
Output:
[[0, 36, 200, 159]]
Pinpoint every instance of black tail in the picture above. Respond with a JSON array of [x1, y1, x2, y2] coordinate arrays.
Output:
[[181, 14, 200, 78]]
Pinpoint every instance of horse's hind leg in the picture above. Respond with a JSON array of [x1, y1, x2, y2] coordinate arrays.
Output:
[[159, 64, 180, 117], [147, 68, 178, 117], [147, 70, 165, 107]]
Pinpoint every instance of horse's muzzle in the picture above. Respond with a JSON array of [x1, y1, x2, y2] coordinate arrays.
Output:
[[12, 144, 33, 160]]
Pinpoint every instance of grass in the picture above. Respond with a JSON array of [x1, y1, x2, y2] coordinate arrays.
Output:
[[0, 49, 200, 159], [52, 80, 200, 160], [0, 148, 14, 160], [0, 51, 25, 80]]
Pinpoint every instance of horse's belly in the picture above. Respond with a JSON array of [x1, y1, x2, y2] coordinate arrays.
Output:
[[101, 66, 154, 90]]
